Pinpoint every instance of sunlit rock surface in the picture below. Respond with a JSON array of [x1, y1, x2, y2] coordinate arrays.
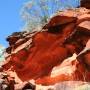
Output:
[[35, 81, 90, 90], [54, 81, 90, 90], [0, 7, 90, 89]]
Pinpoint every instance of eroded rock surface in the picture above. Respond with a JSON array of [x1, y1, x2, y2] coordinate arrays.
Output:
[[1, 8, 90, 90], [81, 0, 90, 9]]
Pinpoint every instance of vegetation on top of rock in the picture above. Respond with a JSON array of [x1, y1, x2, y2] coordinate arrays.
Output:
[[0, 45, 5, 61], [21, 0, 80, 32]]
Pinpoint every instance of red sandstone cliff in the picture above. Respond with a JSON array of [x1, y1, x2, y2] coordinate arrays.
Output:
[[0, 7, 90, 90]]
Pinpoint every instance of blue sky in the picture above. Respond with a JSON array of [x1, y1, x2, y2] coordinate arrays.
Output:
[[0, 0, 28, 47], [0, 0, 80, 47]]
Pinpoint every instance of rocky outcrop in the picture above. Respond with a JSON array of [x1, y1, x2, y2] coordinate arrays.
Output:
[[6, 31, 37, 54], [81, 0, 90, 9], [1, 8, 90, 90], [0, 72, 36, 90], [0, 72, 15, 90], [36, 49, 90, 85]]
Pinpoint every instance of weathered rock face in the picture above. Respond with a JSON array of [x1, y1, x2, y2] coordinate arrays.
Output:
[[36, 51, 90, 85], [43, 16, 77, 29], [0, 72, 15, 90], [6, 31, 36, 54], [81, 0, 90, 9], [0, 71, 36, 90], [2, 8, 90, 87]]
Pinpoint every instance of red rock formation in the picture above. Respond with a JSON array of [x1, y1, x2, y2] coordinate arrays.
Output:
[[81, 0, 90, 9], [3, 17, 78, 81], [2, 8, 90, 86], [3, 22, 77, 81], [36, 49, 90, 85], [43, 16, 77, 29]]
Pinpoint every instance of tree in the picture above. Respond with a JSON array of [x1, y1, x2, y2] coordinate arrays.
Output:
[[21, 0, 80, 32]]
